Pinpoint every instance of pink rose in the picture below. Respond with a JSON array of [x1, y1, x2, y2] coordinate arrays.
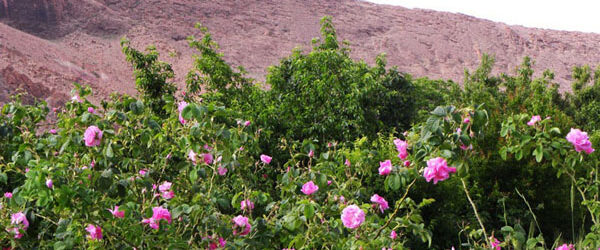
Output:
[[86, 224, 103, 240], [4, 192, 12, 198], [46, 179, 53, 189], [178, 101, 188, 124], [83, 126, 103, 147], [108, 206, 125, 218], [244, 120, 251, 127], [159, 182, 174, 199], [161, 191, 174, 199], [345, 159, 351, 167], [301, 181, 319, 195], [341, 205, 365, 229], [463, 117, 470, 123], [403, 160, 411, 167], [527, 115, 541, 126], [218, 166, 228, 176], [139, 169, 148, 176], [460, 144, 473, 150], [393, 139, 408, 160], [390, 230, 397, 239], [490, 236, 501, 250], [241, 199, 254, 211], [378, 160, 392, 176], [49, 129, 57, 134], [188, 150, 197, 165], [566, 128, 594, 154], [10, 212, 28, 238], [11, 212, 29, 228], [142, 207, 172, 230], [87, 107, 95, 114], [423, 157, 456, 184], [370, 194, 389, 213], [159, 182, 172, 193], [232, 215, 251, 236], [203, 153, 214, 165], [260, 154, 272, 164], [308, 150, 314, 158], [555, 243, 574, 250]]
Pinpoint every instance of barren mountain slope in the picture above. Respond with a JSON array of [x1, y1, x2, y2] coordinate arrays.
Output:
[[1, 0, 600, 106]]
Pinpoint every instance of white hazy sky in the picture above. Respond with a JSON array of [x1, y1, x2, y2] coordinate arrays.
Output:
[[365, 0, 600, 33]]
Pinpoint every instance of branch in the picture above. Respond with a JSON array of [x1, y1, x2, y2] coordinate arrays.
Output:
[[373, 178, 416, 239], [460, 178, 490, 247]]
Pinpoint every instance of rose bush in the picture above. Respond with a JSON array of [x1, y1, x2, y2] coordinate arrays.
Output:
[[2, 16, 600, 250]]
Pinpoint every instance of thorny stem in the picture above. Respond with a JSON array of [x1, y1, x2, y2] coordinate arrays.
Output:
[[373, 178, 416, 239], [460, 178, 490, 247]]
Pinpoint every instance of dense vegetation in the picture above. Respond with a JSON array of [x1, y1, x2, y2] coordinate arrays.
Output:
[[2, 17, 600, 249]]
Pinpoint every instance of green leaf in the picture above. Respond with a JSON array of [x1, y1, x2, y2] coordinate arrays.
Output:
[[515, 149, 523, 161], [499, 147, 508, 160], [390, 174, 401, 191], [500, 125, 509, 137], [189, 168, 198, 182], [304, 203, 315, 219], [533, 144, 543, 163], [182, 104, 195, 120], [105, 143, 114, 158], [59, 138, 70, 154], [431, 106, 446, 117]]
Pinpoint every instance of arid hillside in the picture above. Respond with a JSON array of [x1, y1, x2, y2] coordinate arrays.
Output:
[[1, 0, 600, 106]]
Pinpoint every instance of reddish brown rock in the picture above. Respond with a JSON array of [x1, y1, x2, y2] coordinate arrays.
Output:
[[1, 0, 600, 105]]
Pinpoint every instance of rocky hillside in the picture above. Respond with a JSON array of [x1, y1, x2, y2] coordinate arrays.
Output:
[[1, 0, 600, 106]]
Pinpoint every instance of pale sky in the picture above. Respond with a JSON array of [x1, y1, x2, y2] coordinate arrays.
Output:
[[365, 0, 600, 34]]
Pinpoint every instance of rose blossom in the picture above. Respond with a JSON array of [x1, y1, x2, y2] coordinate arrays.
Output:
[[301, 181, 319, 195], [203, 153, 214, 165], [189, 150, 197, 165], [86, 224, 103, 240], [241, 199, 254, 211], [423, 157, 456, 184], [260, 154, 272, 164], [566, 128, 594, 154], [390, 230, 397, 239], [341, 205, 365, 229], [490, 236, 501, 250], [527, 115, 541, 126], [370, 194, 389, 213], [83, 126, 103, 147], [10, 212, 28, 239], [393, 139, 408, 160], [555, 243, 574, 250], [142, 206, 172, 229], [218, 166, 228, 176], [378, 160, 392, 176], [232, 215, 251, 236], [108, 206, 125, 218]]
